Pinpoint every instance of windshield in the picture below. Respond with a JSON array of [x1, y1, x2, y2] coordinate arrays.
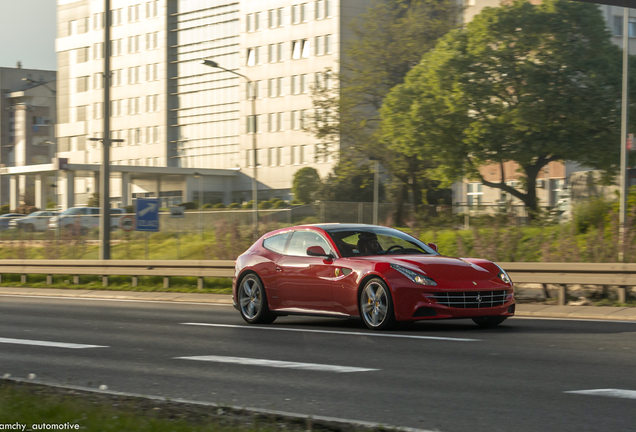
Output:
[[60, 208, 84, 215], [324, 227, 438, 258], [28, 211, 48, 217]]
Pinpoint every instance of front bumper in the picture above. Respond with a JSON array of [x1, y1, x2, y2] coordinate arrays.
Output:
[[393, 286, 515, 321]]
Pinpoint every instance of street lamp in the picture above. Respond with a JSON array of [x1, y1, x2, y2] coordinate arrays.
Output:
[[200, 59, 259, 240], [193, 171, 202, 239]]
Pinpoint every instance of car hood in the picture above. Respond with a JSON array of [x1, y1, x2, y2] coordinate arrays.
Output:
[[358, 255, 496, 281]]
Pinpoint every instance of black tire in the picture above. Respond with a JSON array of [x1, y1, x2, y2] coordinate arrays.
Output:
[[359, 277, 395, 330], [237, 273, 276, 324], [472, 316, 508, 328]]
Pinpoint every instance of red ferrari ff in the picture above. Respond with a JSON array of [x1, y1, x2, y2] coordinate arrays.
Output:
[[232, 224, 515, 330]]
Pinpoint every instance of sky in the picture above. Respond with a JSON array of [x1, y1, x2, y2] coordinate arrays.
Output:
[[0, 0, 57, 71]]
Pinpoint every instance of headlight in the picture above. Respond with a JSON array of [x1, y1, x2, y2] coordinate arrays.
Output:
[[390, 263, 437, 286], [495, 264, 512, 284]]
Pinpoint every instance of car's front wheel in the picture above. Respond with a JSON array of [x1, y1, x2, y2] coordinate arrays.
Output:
[[359, 278, 395, 330], [472, 316, 507, 328], [237, 273, 276, 324]]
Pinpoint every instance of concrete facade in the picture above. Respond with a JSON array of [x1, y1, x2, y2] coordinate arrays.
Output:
[[52, 0, 375, 208], [0, 66, 57, 208]]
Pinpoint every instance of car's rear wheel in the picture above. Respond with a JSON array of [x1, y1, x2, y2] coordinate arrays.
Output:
[[472, 316, 507, 328], [359, 278, 395, 330], [237, 273, 276, 324]]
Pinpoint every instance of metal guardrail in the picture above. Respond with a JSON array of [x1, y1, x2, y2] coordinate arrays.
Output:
[[0, 260, 631, 304], [0, 259, 235, 289]]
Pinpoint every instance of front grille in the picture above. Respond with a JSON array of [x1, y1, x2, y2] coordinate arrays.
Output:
[[433, 290, 509, 309]]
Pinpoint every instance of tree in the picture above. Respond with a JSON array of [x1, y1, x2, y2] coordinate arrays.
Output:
[[292, 167, 322, 204], [381, 0, 636, 220], [317, 159, 379, 202], [87, 192, 100, 207], [306, 0, 460, 222]]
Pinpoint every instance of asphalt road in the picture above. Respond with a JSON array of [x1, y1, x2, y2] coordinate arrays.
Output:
[[1, 295, 635, 432]]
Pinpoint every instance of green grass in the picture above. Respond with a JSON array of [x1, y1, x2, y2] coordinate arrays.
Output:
[[0, 381, 313, 432], [0, 273, 232, 294]]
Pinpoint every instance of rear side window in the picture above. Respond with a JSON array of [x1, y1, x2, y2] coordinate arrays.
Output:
[[263, 232, 291, 254], [287, 231, 333, 257]]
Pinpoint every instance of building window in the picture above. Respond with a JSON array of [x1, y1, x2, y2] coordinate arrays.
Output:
[[93, 43, 103, 59], [247, 48, 255, 66], [292, 40, 309, 59], [467, 183, 483, 206], [269, 44, 276, 63], [316, 0, 324, 19], [325, 34, 331, 53], [146, 32, 158, 50], [277, 8, 283, 26], [292, 4, 301, 24], [111, 39, 123, 56], [268, 9, 275, 28], [112, 8, 123, 26], [325, 0, 331, 17], [302, 3, 308, 22], [128, 4, 141, 22], [301, 39, 310, 58], [255, 11, 261, 30], [146, 1, 158, 18], [247, 115, 259, 133], [76, 76, 89, 93], [93, 13, 104, 30], [612, 16, 634, 37], [247, 81, 259, 99], [277, 43, 283, 61], [291, 75, 298, 94], [246, 13, 252, 32], [315, 36, 324, 55], [93, 73, 103, 89]]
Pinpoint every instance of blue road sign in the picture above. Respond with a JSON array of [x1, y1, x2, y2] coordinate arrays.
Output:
[[135, 198, 160, 232]]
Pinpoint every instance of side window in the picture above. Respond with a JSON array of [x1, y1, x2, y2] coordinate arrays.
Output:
[[90, 208, 100, 215], [287, 231, 333, 257], [263, 232, 291, 254]]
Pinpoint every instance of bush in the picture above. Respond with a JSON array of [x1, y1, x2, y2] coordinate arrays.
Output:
[[272, 200, 288, 209], [124, 205, 134, 213], [228, 203, 241, 209], [202, 203, 213, 209], [213, 203, 226, 209], [258, 201, 271, 210], [46, 201, 57, 209], [179, 202, 198, 210], [0, 204, 10, 215], [242, 200, 255, 209], [573, 196, 613, 234]]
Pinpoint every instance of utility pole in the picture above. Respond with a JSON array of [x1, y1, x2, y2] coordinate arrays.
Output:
[[619, 7, 630, 263], [100, 0, 112, 259]]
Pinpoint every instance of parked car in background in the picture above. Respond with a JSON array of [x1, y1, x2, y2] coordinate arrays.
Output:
[[48, 207, 125, 234], [0, 213, 26, 230], [9, 211, 58, 232]]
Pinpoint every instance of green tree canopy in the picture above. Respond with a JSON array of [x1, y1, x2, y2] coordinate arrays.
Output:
[[306, 0, 460, 221], [292, 167, 322, 204], [381, 0, 636, 218]]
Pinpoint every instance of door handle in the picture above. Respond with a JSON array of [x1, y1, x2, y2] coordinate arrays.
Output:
[[276, 266, 282, 272]]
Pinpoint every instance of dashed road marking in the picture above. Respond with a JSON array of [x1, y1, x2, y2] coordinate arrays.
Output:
[[0, 337, 108, 349], [565, 389, 636, 400], [175, 355, 379, 373], [181, 322, 480, 342]]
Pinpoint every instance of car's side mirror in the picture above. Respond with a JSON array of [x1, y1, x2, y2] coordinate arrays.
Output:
[[427, 243, 438, 252], [307, 246, 334, 259]]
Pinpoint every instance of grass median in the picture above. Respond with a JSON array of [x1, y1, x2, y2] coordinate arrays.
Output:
[[0, 274, 233, 294], [0, 380, 328, 432]]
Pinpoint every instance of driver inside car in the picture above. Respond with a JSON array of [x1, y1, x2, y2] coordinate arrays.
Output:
[[357, 232, 383, 255]]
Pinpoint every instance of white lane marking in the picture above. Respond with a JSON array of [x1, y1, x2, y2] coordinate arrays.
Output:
[[512, 317, 636, 324], [0, 337, 108, 349], [565, 389, 636, 400], [182, 322, 480, 342], [3, 378, 440, 432], [175, 355, 378, 373], [0, 294, 232, 307]]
